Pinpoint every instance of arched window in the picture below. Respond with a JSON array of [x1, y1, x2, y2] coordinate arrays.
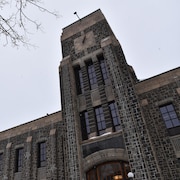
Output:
[[87, 161, 130, 180]]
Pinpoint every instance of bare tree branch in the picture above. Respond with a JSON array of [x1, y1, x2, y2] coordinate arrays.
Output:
[[0, 0, 59, 47]]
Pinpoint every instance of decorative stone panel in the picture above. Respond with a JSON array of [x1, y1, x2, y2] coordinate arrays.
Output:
[[105, 85, 114, 102], [74, 31, 96, 54], [170, 135, 180, 158], [141, 99, 148, 106], [176, 87, 180, 95], [78, 95, 86, 112], [91, 89, 101, 107]]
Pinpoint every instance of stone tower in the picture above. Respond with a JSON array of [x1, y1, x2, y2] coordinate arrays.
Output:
[[59, 9, 179, 179], [0, 9, 179, 180]]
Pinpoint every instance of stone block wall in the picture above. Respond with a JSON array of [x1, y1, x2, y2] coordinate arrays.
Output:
[[0, 112, 64, 180], [101, 38, 161, 179], [135, 71, 180, 179], [60, 58, 81, 179]]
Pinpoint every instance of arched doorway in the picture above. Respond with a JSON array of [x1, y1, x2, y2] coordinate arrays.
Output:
[[86, 161, 130, 180]]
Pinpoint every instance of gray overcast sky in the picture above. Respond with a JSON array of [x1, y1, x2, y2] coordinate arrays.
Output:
[[0, 0, 180, 131]]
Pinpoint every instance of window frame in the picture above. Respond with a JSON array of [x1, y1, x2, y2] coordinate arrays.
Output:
[[74, 66, 84, 94], [98, 54, 109, 84], [86, 60, 97, 90], [94, 106, 106, 135], [15, 148, 24, 172], [109, 102, 121, 132], [159, 103, 180, 129], [80, 111, 90, 140], [38, 141, 46, 168]]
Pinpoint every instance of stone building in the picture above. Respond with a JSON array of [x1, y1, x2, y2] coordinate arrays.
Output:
[[0, 9, 180, 180]]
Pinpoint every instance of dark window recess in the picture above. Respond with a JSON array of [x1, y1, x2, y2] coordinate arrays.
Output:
[[109, 102, 121, 131], [95, 107, 106, 135], [87, 61, 97, 89], [38, 142, 46, 167], [16, 148, 23, 172], [98, 54, 109, 83], [74, 66, 84, 94], [160, 104, 180, 129], [0, 153, 3, 171], [80, 111, 90, 140]]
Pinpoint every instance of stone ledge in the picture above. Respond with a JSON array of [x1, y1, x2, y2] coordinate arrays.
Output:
[[0, 111, 61, 141], [135, 67, 180, 94]]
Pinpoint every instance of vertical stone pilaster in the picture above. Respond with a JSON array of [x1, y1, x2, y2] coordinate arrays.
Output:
[[60, 57, 81, 179], [3, 142, 12, 180], [23, 136, 32, 180], [47, 128, 57, 179], [101, 37, 160, 180]]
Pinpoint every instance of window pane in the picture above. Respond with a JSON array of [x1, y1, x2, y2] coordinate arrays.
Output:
[[95, 107, 106, 135], [80, 111, 90, 140], [169, 112, 177, 119], [160, 107, 167, 113], [172, 119, 180, 126], [98, 122, 102, 130], [160, 104, 180, 129], [16, 148, 23, 172], [99, 55, 109, 83], [74, 67, 84, 94], [39, 142, 46, 167], [109, 102, 121, 132], [165, 121, 173, 128], [162, 114, 170, 121], [115, 125, 121, 131], [87, 61, 97, 89], [167, 104, 174, 111]]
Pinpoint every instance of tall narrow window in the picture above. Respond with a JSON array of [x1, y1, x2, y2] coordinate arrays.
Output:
[[160, 104, 180, 128], [0, 153, 3, 172], [80, 111, 90, 140], [74, 66, 84, 94], [95, 107, 106, 135], [98, 54, 109, 83], [38, 142, 46, 167], [87, 61, 97, 89], [109, 102, 121, 131], [16, 148, 23, 172]]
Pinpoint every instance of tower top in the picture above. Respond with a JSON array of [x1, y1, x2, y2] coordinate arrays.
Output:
[[61, 9, 105, 41]]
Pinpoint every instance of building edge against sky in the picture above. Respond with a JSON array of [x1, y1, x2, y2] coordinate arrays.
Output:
[[0, 9, 180, 180]]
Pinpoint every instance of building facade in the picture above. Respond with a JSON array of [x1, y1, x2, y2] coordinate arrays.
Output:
[[0, 9, 180, 180]]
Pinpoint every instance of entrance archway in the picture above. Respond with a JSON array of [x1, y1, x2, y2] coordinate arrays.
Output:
[[86, 161, 130, 180]]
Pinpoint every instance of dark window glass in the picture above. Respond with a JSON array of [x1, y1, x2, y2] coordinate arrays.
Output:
[[16, 148, 23, 172], [80, 111, 90, 140], [38, 142, 46, 167], [109, 102, 121, 131], [95, 107, 106, 135], [74, 66, 84, 94], [0, 153, 3, 171], [87, 61, 97, 89], [98, 55, 109, 83], [160, 104, 180, 128]]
